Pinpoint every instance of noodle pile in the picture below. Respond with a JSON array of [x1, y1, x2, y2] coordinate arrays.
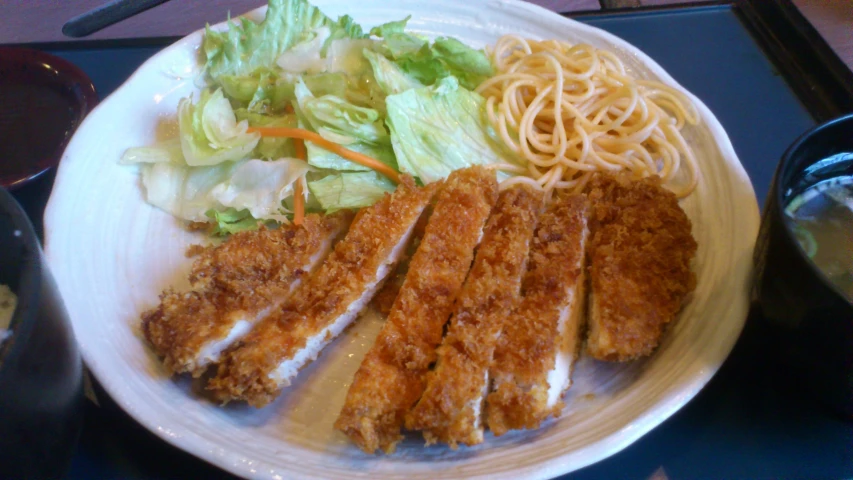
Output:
[[476, 35, 700, 199]]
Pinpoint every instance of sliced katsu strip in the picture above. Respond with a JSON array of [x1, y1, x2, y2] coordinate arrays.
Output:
[[584, 173, 697, 361], [370, 204, 432, 316], [370, 266, 406, 317], [335, 166, 498, 454], [207, 177, 435, 407], [485, 194, 589, 436], [141, 212, 352, 376], [406, 185, 542, 448]]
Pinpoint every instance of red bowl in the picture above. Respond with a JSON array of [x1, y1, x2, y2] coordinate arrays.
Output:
[[0, 47, 97, 189]]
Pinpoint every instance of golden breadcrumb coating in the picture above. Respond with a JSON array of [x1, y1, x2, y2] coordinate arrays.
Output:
[[584, 173, 697, 361], [370, 204, 432, 316], [486, 194, 589, 436], [207, 177, 435, 407], [141, 212, 352, 376], [335, 166, 498, 454], [405, 185, 542, 448]]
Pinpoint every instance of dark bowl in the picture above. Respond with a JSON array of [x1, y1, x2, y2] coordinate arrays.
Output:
[[752, 112, 853, 418], [0, 47, 97, 190], [0, 187, 84, 477]]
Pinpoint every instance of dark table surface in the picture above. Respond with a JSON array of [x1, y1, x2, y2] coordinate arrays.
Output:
[[10, 4, 852, 479]]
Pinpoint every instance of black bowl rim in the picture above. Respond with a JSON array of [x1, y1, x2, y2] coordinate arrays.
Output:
[[775, 111, 853, 306], [0, 187, 42, 368], [0, 47, 98, 190]]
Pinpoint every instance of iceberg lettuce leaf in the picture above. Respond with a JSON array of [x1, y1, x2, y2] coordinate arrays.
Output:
[[203, 0, 330, 82], [235, 109, 299, 159], [385, 76, 512, 184], [372, 28, 493, 90], [178, 89, 260, 166], [120, 138, 183, 165], [363, 49, 423, 96], [324, 14, 368, 53], [203, 0, 367, 83], [205, 208, 267, 236], [292, 79, 396, 171], [141, 160, 238, 222], [141, 158, 309, 223], [209, 158, 310, 221], [305, 140, 396, 172], [369, 16, 410, 38], [307, 171, 395, 212], [294, 80, 388, 145]]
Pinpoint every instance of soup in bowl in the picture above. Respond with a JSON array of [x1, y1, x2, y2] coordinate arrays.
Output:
[[753, 112, 853, 418]]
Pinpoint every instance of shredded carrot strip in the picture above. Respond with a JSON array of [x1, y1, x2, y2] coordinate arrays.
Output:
[[293, 139, 306, 226], [248, 127, 401, 184], [294, 137, 306, 160], [293, 178, 305, 226]]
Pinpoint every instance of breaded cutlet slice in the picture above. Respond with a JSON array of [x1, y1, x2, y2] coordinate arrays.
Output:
[[335, 166, 498, 454], [405, 185, 542, 448], [584, 173, 697, 361], [370, 203, 432, 316], [486, 194, 590, 436], [207, 176, 435, 407], [141, 212, 352, 376]]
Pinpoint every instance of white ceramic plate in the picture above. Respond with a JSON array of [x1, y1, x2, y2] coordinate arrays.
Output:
[[44, 1, 760, 478]]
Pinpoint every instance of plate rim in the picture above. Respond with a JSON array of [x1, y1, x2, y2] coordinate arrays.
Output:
[[44, 1, 760, 478]]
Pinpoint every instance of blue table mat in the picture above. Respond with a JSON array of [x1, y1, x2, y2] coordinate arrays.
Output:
[[20, 5, 849, 479]]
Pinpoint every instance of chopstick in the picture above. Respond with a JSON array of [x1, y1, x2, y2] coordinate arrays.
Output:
[[62, 0, 172, 38]]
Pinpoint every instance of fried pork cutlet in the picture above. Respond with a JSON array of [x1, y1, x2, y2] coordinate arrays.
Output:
[[584, 173, 697, 361], [405, 185, 542, 448], [486, 194, 589, 436], [207, 177, 435, 407], [141, 212, 352, 376], [335, 166, 498, 454], [370, 203, 432, 316]]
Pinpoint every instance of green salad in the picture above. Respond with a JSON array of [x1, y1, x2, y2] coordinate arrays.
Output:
[[121, 0, 516, 234]]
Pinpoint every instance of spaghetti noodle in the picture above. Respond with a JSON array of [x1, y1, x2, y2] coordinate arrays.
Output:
[[476, 35, 700, 199]]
